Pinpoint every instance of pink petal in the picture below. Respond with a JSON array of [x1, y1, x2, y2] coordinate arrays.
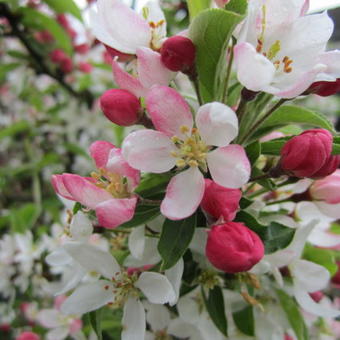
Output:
[[196, 102, 238, 147], [318, 50, 340, 79], [137, 47, 174, 89], [89, 140, 115, 169], [106, 148, 140, 190], [51, 174, 74, 200], [161, 167, 205, 220], [112, 59, 146, 98], [62, 174, 112, 209], [207, 145, 251, 189], [146, 86, 193, 139], [234, 42, 276, 92], [90, 0, 151, 54], [122, 130, 176, 173], [95, 196, 137, 229]]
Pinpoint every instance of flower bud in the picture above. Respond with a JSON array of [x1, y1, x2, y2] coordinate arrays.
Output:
[[331, 261, 340, 285], [280, 129, 334, 178], [60, 57, 73, 73], [310, 169, 340, 203], [74, 43, 90, 55], [16, 332, 40, 340], [310, 154, 340, 178], [308, 79, 340, 97], [200, 179, 241, 222], [100, 89, 141, 126], [49, 49, 67, 63], [284, 335, 295, 340], [78, 61, 93, 73], [309, 291, 324, 303], [206, 222, 264, 273], [215, 0, 230, 7], [160, 36, 196, 72]]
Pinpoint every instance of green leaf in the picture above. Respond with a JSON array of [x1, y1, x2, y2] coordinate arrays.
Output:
[[135, 173, 173, 198], [0, 121, 30, 140], [202, 286, 228, 336], [261, 137, 290, 156], [63, 142, 91, 159], [42, 0, 83, 21], [276, 289, 309, 340], [251, 167, 276, 191], [20, 8, 73, 54], [158, 213, 197, 270], [332, 136, 340, 155], [88, 310, 102, 340], [235, 211, 295, 254], [119, 205, 160, 229], [330, 222, 340, 234], [0, 62, 21, 83], [189, 1, 247, 102], [252, 105, 334, 140], [303, 244, 338, 276], [10, 203, 40, 233], [245, 141, 261, 165], [233, 306, 254, 336], [187, 0, 211, 21], [73, 202, 82, 215]]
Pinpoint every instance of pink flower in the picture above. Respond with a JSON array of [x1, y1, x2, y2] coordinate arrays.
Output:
[[52, 141, 140, 229], [160, 36, 196, 72], [122, 86, 250, 220], [100, 89, 141, 126], [200, 179, 241, 222], [310, 170, 340, 204], [280, 129, 338, 178], [78, 62, 93, 73], [16, 332, 40, 340], [206, 222, 264, 273]]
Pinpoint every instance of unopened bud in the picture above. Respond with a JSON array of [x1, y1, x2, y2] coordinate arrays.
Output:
[[100, 89, 141, 126]]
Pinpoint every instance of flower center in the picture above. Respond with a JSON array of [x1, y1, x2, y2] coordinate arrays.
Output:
[[170, 126, 209, 171], [155, 330, 171, 340], [91, 168, 130, 198], [105, 271, 139, 309]]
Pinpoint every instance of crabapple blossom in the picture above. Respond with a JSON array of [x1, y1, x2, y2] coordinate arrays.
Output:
[[234, 0, 340, 98], [52, 141, 140, 229], [200, 179, 242, 222], [100, 89, 142, 126], [206, 222, 264, 273], [122, 85, 250, 220], [310, 170, 340, 204], [90, 0, 167, 54]]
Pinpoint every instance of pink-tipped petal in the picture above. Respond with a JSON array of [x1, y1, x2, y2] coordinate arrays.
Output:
[[90, 0, 151, 54], [318, 50, 340, 79], [122, 130, 176, 173], [106, 148, 140, 190], [137, 47, 174, 89], [207, 145, 251, 189], [196, 102, 238, 147], [95, 196, 137, 229], [62, 174, 112, 210], [89, 140, 115, 169], [234, 42, 276, 92], [146, 86, 193, 139], [112, 59, 146, 98], [51, 174, 74, 200], [161, 167, 205, 220]]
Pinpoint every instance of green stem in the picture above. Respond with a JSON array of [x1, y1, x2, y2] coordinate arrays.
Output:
[[222, 43, 235, 103], [191, 76, 203, 106]]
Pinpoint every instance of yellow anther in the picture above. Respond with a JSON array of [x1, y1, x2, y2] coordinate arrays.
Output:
[[198, 153, 207, 159], [171, 136, 181, 143], [180, 125, 190, 134], [188, 160, 198, 167], [170, 151, 178, 157], [176, 159, 186, 167], [91, 171, 100, 180], [283, 56, 293, 73], [191, 127, 198, 134]]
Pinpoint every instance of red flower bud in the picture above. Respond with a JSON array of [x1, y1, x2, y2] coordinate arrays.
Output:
[[308, 79, 340, 97], [16, 332, 40, 340], [206, 222, 264, 273], [60, 57, 73, 73], [100, 89, 141, 126], [280, 129, 334, 178], [78, 61, 93, 73], [200, 179, 241, 222], [34, 30, 54, 43], [331, 261, 340, 285], [74, 43, 90, 55], [160, 36, 196, 72], [284, 335, 294, 340], [309, 291, 324, 303], [49, 49, 67, 63], [310, 154, 340, 178]]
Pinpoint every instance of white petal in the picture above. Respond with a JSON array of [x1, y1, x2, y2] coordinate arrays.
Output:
[[196, 102, 238, 147], [63, 242, 120, 279], [61, 281, 113, 315], [128, 225, 145, 259], [316, 201, 340, 219], [294, 285, 340, 318], [207, 145, 250, 188], [121, 298, 146, 340], [70, 212, 93, 241], [135, 272, 175, 304], [161, 167, 205, 220], [165, 258, 184, 306], [46, 327, 69, 340], [168, 319, 203, 339], [36, 309, 61, 328], [45, 248, 71, 266], [291, 259, 330, 292], [146, 304, 170, 332], [122, 130, 176, 173], [55, 265, 87, 295]]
